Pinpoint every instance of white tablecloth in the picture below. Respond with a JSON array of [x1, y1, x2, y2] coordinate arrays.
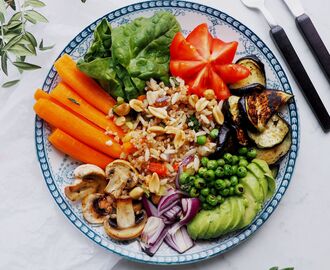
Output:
[[1, 0, 330, 269]]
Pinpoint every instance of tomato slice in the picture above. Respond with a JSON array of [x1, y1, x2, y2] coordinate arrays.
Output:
[[208, 68, 231, 100], [186, 23, 213, 60], [188, 66, 209, 96], [211, 38, 238, 65], [170, 60, 205, 80], [170, 32, 203, 61], [213, 64, 251, 84]]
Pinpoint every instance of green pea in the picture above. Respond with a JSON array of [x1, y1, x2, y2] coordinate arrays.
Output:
[[231, 155, 239, 165], [189, 187, 199, 198], [237, 166, 247, 178], [238, 159, 249, 167], [180, 184, 191, 192], [231, 165, 238, 175], [215, 167, 225, 178], [224, 179, 231, 188], [235, 184, 244, 195], [223, 153, 233, 164], [202, 203, 212, 210], [238, 155, 246, 160], [204, 170, 215, 182], [238, 147, 248, 156], [197, 135, 207, 145], [199, 195, 206, 202], [217, 158, 226, 167], [210, 188, 217, 195], [229, 187, 235, 196], [210, 128, 219, 139], [230, 175, 239, 186], [216, 195, 223, 204], [223, 164, 233, 176], [201, 188, 210, 196], [187, 175, 196, 184], [247, 148, 257, 159], [194, 177, 206, 189], [198, 167, 207, 177], [207, 160, 218, 170], [201, 157, 209, 167], [215, 179, 226, 190], [206, 194, 218, 206], [220, 188, 230, 196], [179, 172, 190, 185]]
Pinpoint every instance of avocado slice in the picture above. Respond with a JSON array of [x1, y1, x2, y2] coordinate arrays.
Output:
[[187, 210, 212, 240], [212, 199, 233, 238], [227, 197, 246, 231], [203, 209, 222, 239], [252, 159, 276, 199], [238, 190, 261, 229], [247, 163, 268, 201], [240, 172, 264, 204]]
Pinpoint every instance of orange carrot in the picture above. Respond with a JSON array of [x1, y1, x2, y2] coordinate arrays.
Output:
[[137, 95, 146, 101], [34, 98, 122, 158], [54, 54, 116, 114], [49, 129, 113, 169], [122, 142, 136, 155], [49, 83, 124, 137], [34, 89, 50, 100]]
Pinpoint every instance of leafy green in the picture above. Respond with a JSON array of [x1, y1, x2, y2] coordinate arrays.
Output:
[[77, 12, 180, 101]]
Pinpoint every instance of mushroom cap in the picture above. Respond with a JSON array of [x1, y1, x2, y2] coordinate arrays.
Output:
[[104, 160, 139, 198], [64, 180, 99, 201], [82, 193, 112, 224], [74, 164, 106, 180], [103, 212, 147, 241]]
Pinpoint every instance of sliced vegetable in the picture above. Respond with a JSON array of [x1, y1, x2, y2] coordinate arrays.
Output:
[[230, 55, 266, 94], [48, 129, 113, 169], [157, 189, 182, 216], [54, 54, 116, 114], [170, 23, 250, 100], [248, 114, 290, 148], [48, 83, 124, 136], [142, 196, 158, 217], [175, 155, 194, 189], [34, 98, 122, 158], [140, 217, 169, 256], [165, 226, 194, 254], [209, 123, 236, 159], [34, 88, 50, 100], [255, 131, 292, 165], [239, 89, 293, 132]]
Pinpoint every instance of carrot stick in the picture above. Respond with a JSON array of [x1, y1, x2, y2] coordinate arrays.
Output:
[[34, 98, 122, 158], [34, 89, 50, 100], [49, 129, 113, 169], [122, 142, 136, 155], [54, 54, 116, 114], [49, 83, 124, 137]]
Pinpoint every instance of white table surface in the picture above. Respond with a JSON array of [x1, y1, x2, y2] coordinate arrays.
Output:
[[1, 0, 329, 269]]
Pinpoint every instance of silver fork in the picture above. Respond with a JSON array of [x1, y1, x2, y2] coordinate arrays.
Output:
[[240, 0, 330, 132]]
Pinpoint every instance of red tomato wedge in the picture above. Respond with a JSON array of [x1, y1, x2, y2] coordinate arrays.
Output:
[[170, 23, 250, 100]]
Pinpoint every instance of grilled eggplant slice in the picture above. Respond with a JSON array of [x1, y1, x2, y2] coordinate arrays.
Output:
[[247, 114, 290, 148], [229, 55, 266, 94], [209, 123, 236, 159], [241, 89, 293, 132], [255, 131, 292, 165], [225, 95, 249, 146]]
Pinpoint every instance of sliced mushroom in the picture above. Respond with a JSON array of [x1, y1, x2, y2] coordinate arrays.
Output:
[[82, 193, 114, 224], [104, 160, 139, 198], [116, 198, 135, 229], [103, 210, 147, 241], [64, 164, 107, 201]]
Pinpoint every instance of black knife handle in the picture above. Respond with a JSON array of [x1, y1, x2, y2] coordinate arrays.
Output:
[[270, 25, 330, 132], [296, 13, 330, 81]]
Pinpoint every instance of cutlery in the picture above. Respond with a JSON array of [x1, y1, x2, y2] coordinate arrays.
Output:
[[240, 0, 330, 132], [283, 0, 330, 81]]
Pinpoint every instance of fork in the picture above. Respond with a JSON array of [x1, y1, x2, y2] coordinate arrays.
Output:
[[240, 0, 330, 132]]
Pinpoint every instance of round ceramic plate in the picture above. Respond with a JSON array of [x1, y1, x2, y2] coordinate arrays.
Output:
[[35, 0, 299, 265]]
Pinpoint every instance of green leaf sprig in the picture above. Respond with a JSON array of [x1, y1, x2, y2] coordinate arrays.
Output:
[[0, 0, 53, 87]]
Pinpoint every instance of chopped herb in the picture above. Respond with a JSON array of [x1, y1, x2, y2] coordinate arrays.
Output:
[[169, 76, 180, 87], [187, 115, 200, 131], [68, 97, 80, 105]]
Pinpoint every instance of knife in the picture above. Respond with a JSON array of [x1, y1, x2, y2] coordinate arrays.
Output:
[[283, 0, 330, 81]]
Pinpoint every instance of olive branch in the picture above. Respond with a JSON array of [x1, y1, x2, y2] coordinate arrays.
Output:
[[0, 0, 53, 88]]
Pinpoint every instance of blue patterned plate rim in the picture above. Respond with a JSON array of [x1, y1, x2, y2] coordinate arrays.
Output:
[[34, 0, 300, 265]]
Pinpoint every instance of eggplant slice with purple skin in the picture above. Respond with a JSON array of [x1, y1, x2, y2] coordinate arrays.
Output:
[[247, 114, 290, 149], [255, 131, 292, 165], [224, 95, 250, 146], [229, 55, 266, 95], [240, 89, 293, 132]]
